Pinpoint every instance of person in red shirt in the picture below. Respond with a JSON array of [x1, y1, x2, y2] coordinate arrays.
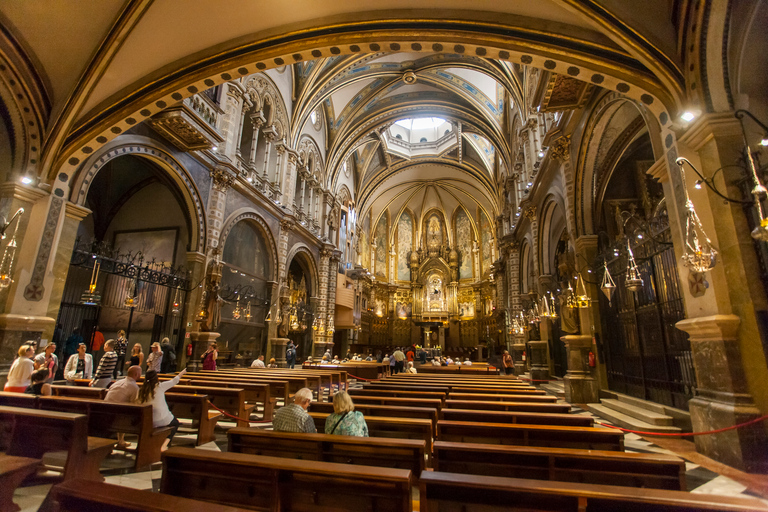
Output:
[[91, 325, 105, 352], [406, 346, 415, 362]]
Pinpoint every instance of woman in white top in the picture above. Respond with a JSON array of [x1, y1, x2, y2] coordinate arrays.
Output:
[[406, 361, 417, 374], [4, 344, 35, 392], [137, 368, 186, 450], [64, 343, 94, 382]]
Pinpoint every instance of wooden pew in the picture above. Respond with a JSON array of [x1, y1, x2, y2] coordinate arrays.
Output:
[[208, 369, 321, 400], [0, 405, 115, 482], [349, 387, 446, 402], [228, 427, 426, 476], [245, 368, 343, 394], [448, 392, 556, 401], [433, 441, 687, 490], [161, 447, 412, 512], [0, 455, 40, 512], [419, 471, 768, 511], [415, 365, 499, 374], [36, 396, 172, 470], [437, 420, 625, 451], [51, 479, 249, 512], [51, 385, 106, 399], [169, 385, 253, 427], [165, 393, 223, 445], [344, 395, 444, 410], [0, 391, 37, 408], [309, 402, 438, 435], [310, 412, 434, 454], [444, 399, 571, 414], [187, 379, 273, 419], [440, 409, 593, 427]]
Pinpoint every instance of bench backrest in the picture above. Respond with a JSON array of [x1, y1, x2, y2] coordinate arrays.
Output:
[[37, 396, 154, 437], [444, 399, 571, 413], [440, 408, 593, 427], [346, 395, 443, 409], [350, 388, 446, 401], [310, 412, 434, 452], [0, 390, 38, 408], [419, 471, 768, 511], [161, 447, 412, 512], [228, 427, 426, 476], [170, 385, 245, 409], [310, 402, 438, 432], [51, 385, 107, 399], [447, 392, 557, 402], [433, 441, 686, 490]]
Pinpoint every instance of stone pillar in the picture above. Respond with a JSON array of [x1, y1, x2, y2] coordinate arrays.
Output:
[[561, 303, 600, 403], [307, 186, 314, 224], [511, 333, 527, 375], [325, 250, 341, 354], [206, 168, 235, 248], [274, 144, 284, 188], [314, 246, 333, 356], [299, 177, 306, 214], [248, 116, 263, 168], [179, 251, 207, 368], [283, 151, 298, 208], [261, 139, 272, 191], [220, 85, 244, 161], [235, 104, 248, 159], [186, 331, 220, 372]]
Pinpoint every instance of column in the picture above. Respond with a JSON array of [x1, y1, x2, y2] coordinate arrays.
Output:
[[220, 84, 244, 161], [261, 138, 272, 189], [248, 116, 263, 168], [206, 167, 235, 249], [313, 246, 333, 357], [179, 251, 206, 368], [274, 145, 284, 188], [235, 105, 248, 158], [306, 186, 314, 225], [269, 217, 296, 365], [283, 151, 299, 208], [299, 176, 306, 215]]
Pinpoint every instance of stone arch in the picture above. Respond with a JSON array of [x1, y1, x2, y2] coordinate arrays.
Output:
[[538, 195, 567, 276], [218, 209, 279, 282], [298, 135, 325, 184], [284, 243, 319, 298], [70, 136, 206, 252], [243, 74, 289, 140], [419, 207, 451, 247]]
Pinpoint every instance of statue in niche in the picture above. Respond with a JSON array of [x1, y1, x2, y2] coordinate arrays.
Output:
[[427, 216, 442, 257]]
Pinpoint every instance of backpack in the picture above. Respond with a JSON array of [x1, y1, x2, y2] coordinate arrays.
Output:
[[286, 345, 295, 359]]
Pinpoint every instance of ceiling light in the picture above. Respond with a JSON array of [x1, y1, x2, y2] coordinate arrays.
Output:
[[637, 233, 644, 240], [681, 111, 696, 122], [527, 182, 533, 187], [212, 145, 218, 151], [537, 149, 545, 158], [20, 176, 33, 185], [694, 180, 703, 189], [760, 137, 768, 147]]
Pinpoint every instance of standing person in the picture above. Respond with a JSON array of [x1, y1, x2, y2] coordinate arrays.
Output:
[[285, 341, 298, 369], [272, 388, 316, 433], [392, 347, 406, 374], [325, 391, 368, 437], [64, 343, 93, 382], [146, 342, 164, 373], [250, 354, 265, 368], [91, 325, 105, 353], [323, 348, 332, 361], [160, 337, 176, 373], [114, 330, 128, 377], [4, 344, 35, 392], [106, 365, 142, 449], [137, 369, 187, 451], [201, 342, 218, 370], [406, 346, 415, 363], [91, 340, 117, 388], [127, 343, 144, 371], [502, 350, 513, 375], [64, 328, 83, 361], [389, 353, 395, 373], [375, 350, 383, 363], [25, 368, 52, 396], [34, 343, 59, 384]]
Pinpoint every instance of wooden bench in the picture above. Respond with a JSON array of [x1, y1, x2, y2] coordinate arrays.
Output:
[[310, 412, 434, 454], [161, 447, 412, 512], [0, 405, 115, 482], [440, 409, 593, 427], [449, 386, 546, 395], [246, 368, 341, 395], [437, 420, 625, 451], [36, 396, 172, 470], [309, 402, 438, 435], [444, 399, 571, 413], [345, 395, 444, 410], [350, 388, 446, 402], [433, 441, 687, 490], [228, 427, 426, 476], [187, 379, 274, 419], [51, 385, 106, 399], [165, 393, 223, 445], [0, 391, 37, 408], [51, 479, 249, 512], [419, 471, 768, 511], [448, 392, 557, 402], [208, 370, 320, 400], [169, 385, 253, 427], [0, 454, 40, 512]]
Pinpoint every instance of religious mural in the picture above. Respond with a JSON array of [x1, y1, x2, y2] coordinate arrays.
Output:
[[480, 210, 492, 274], [397, 212, 413, 281], [455, 208, 473, 279], [360, 218, 369, 269], [374, 214, 387, 278], [395, 301, 412, 319], [223, 221, 270, 279], [426, 213, 443, 256], [459, 301, 475, 318]]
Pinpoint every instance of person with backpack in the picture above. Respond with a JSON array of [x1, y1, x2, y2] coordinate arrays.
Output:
[[286, 341, 298, 369]]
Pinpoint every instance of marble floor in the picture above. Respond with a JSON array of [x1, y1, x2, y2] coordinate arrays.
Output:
[[11, 380, 768, 511]]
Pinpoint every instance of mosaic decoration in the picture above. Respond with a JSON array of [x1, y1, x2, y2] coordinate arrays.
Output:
[[24, 197, 64, 301], [374, 215, 387, 278], [360, 219, 370, 269], [397, 212, 413, 281], [480, 210, 492, 275], [455, 208, 473, 279]]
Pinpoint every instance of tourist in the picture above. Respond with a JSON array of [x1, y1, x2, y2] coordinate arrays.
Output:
[[106, 365, 142, 449], [285, 341, 298, 369], [25, 368, 52, 396], [406, 361, 417, 374], [382, 353, 390, 365], [127, 343, 144, 371], [34, 342, 58, 384], [114, 329, 128, 377], [365, 353, 373, 361], [325, 391, 368, 437], [160, 337, 176, 373], [5, 344, 35, 392], [137, 368, 187, 450], [272, 387, 316, 433], [405, 346, 415, 362], [91, 324, 105, 353], [267, 358, 278, 368], [331, 355, 340, 364], [502, 350, 513, 375], [445, 356, 454, 365], [323, 349, 332, 361], [375, 350, 383, 363], [251, 354, 266, 368], [200, 342, 217, 370], [431, 357, 441, 366], [389, 353, 396, 372], [464, 358, 472, 366], [146, 342, 164, 373], [64, 343, 93, 382], [392, 347, 406, 374], [91, 339, 118, 388]]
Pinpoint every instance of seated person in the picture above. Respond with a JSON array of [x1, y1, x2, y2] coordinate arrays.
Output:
[[445, 356, 453, 365], [431, 358, 441, 366], [325, 391, 368, 437], [267, 358, 278, 368], [25, 368, 52, 396], [464, 358, 472, 366], [365, 354, 373, 361], [406, 361, 417, 374], [382, 354, 390, 365], [251, 355, 266, 368], [273, 388, 316, 433], [105, 365, 142, 449], [331, 355, 340, 364]]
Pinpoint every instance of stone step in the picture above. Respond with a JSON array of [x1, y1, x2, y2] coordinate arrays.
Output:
[[613, 393, 668, 415], [586, 403, 682, 434], [600, 399, 674, 426], [540, 382, 565, 399]]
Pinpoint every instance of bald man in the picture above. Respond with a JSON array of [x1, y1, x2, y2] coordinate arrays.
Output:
[[106, 365, 142, 449]]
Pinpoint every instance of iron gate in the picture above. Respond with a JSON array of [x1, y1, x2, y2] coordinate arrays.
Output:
[[599, 228, 696, 409]]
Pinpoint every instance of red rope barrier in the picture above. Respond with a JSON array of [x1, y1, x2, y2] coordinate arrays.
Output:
[[206, 400, 272, 424], [597, 414, 768, 437], [347, 373, 380, 382]]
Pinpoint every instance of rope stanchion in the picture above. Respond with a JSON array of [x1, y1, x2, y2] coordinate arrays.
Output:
[[207, 400, 272, 424], [597, 414, 768, 437]]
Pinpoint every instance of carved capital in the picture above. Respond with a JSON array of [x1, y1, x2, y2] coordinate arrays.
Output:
[[524, 206, 537, 221], [280, 218, 296, 232], [209, 167, 236, 191], [550, 135, 571, 161]]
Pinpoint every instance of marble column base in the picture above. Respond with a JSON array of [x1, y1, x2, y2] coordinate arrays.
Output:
[[564, 375, 600, 404], [528, 340, 550, 382], [186, 331, 220, 371], [269, 337, 291, 365], [511, 342, 526, 375], [689, 391, 768, 473], [313, 340, 334, 359], [562, 334, 599, 403]]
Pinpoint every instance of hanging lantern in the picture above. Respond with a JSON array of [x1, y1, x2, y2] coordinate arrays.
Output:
[[327, 312, 335, 335], [196, 290, 208, 321], [600, 264, 616, 305], [549, 295, 558, 319], [245, 301, 252, 322], [290, 309, 300, 331], [80, 257, 102, 305], [566, 281, 576, 309], [171, 286, 181, 315], [676, 158, 719, 271], [540, 295, 551, 318], [625, 241, 644, 292], [0, 207, 23, 289], [124, 275, 137, 308], [576, 275, 590, 308], [232, 298, 241, 320], [312, 316, 319, 330], [264, 306, 272, 322]]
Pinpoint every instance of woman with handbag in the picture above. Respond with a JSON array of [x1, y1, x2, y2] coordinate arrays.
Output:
[[201, 342, 218, 371], [324, 391, 368, 437]]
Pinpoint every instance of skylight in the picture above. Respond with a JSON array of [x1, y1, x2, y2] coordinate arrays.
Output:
[[395, 117, 446, 130]]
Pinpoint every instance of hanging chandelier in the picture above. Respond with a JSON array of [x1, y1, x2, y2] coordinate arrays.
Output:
[[124, 272, 138, 308], [327, 313, 335, 335], [675, 158, 718, 272], [549, 295, 557, 319], [171, 286, 181, 315], [80, 257, 102, 306], [245, 301, 252, 322], [540, 295, 551, 318], [232, 298, 241, 320], [575, 275, 590, 308], [196, 290, 208, 322], [625, 241, 644, 292], [0, 208, 23, 289], [600, 264, 616, 306]]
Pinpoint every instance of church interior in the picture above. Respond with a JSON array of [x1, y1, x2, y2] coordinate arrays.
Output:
[[1, 1, 768, 510]]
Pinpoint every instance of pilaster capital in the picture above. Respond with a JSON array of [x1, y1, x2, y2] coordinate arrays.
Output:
[[523, 206, 537, 221], [550, 135, 571, 161], [329, 249, 343, 263], [280, 217, 297, 232], [675, 314, 740, 342], [209, 166, 236, 191], [64, 201, 92, 221], [677, 112, 742, 151]]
